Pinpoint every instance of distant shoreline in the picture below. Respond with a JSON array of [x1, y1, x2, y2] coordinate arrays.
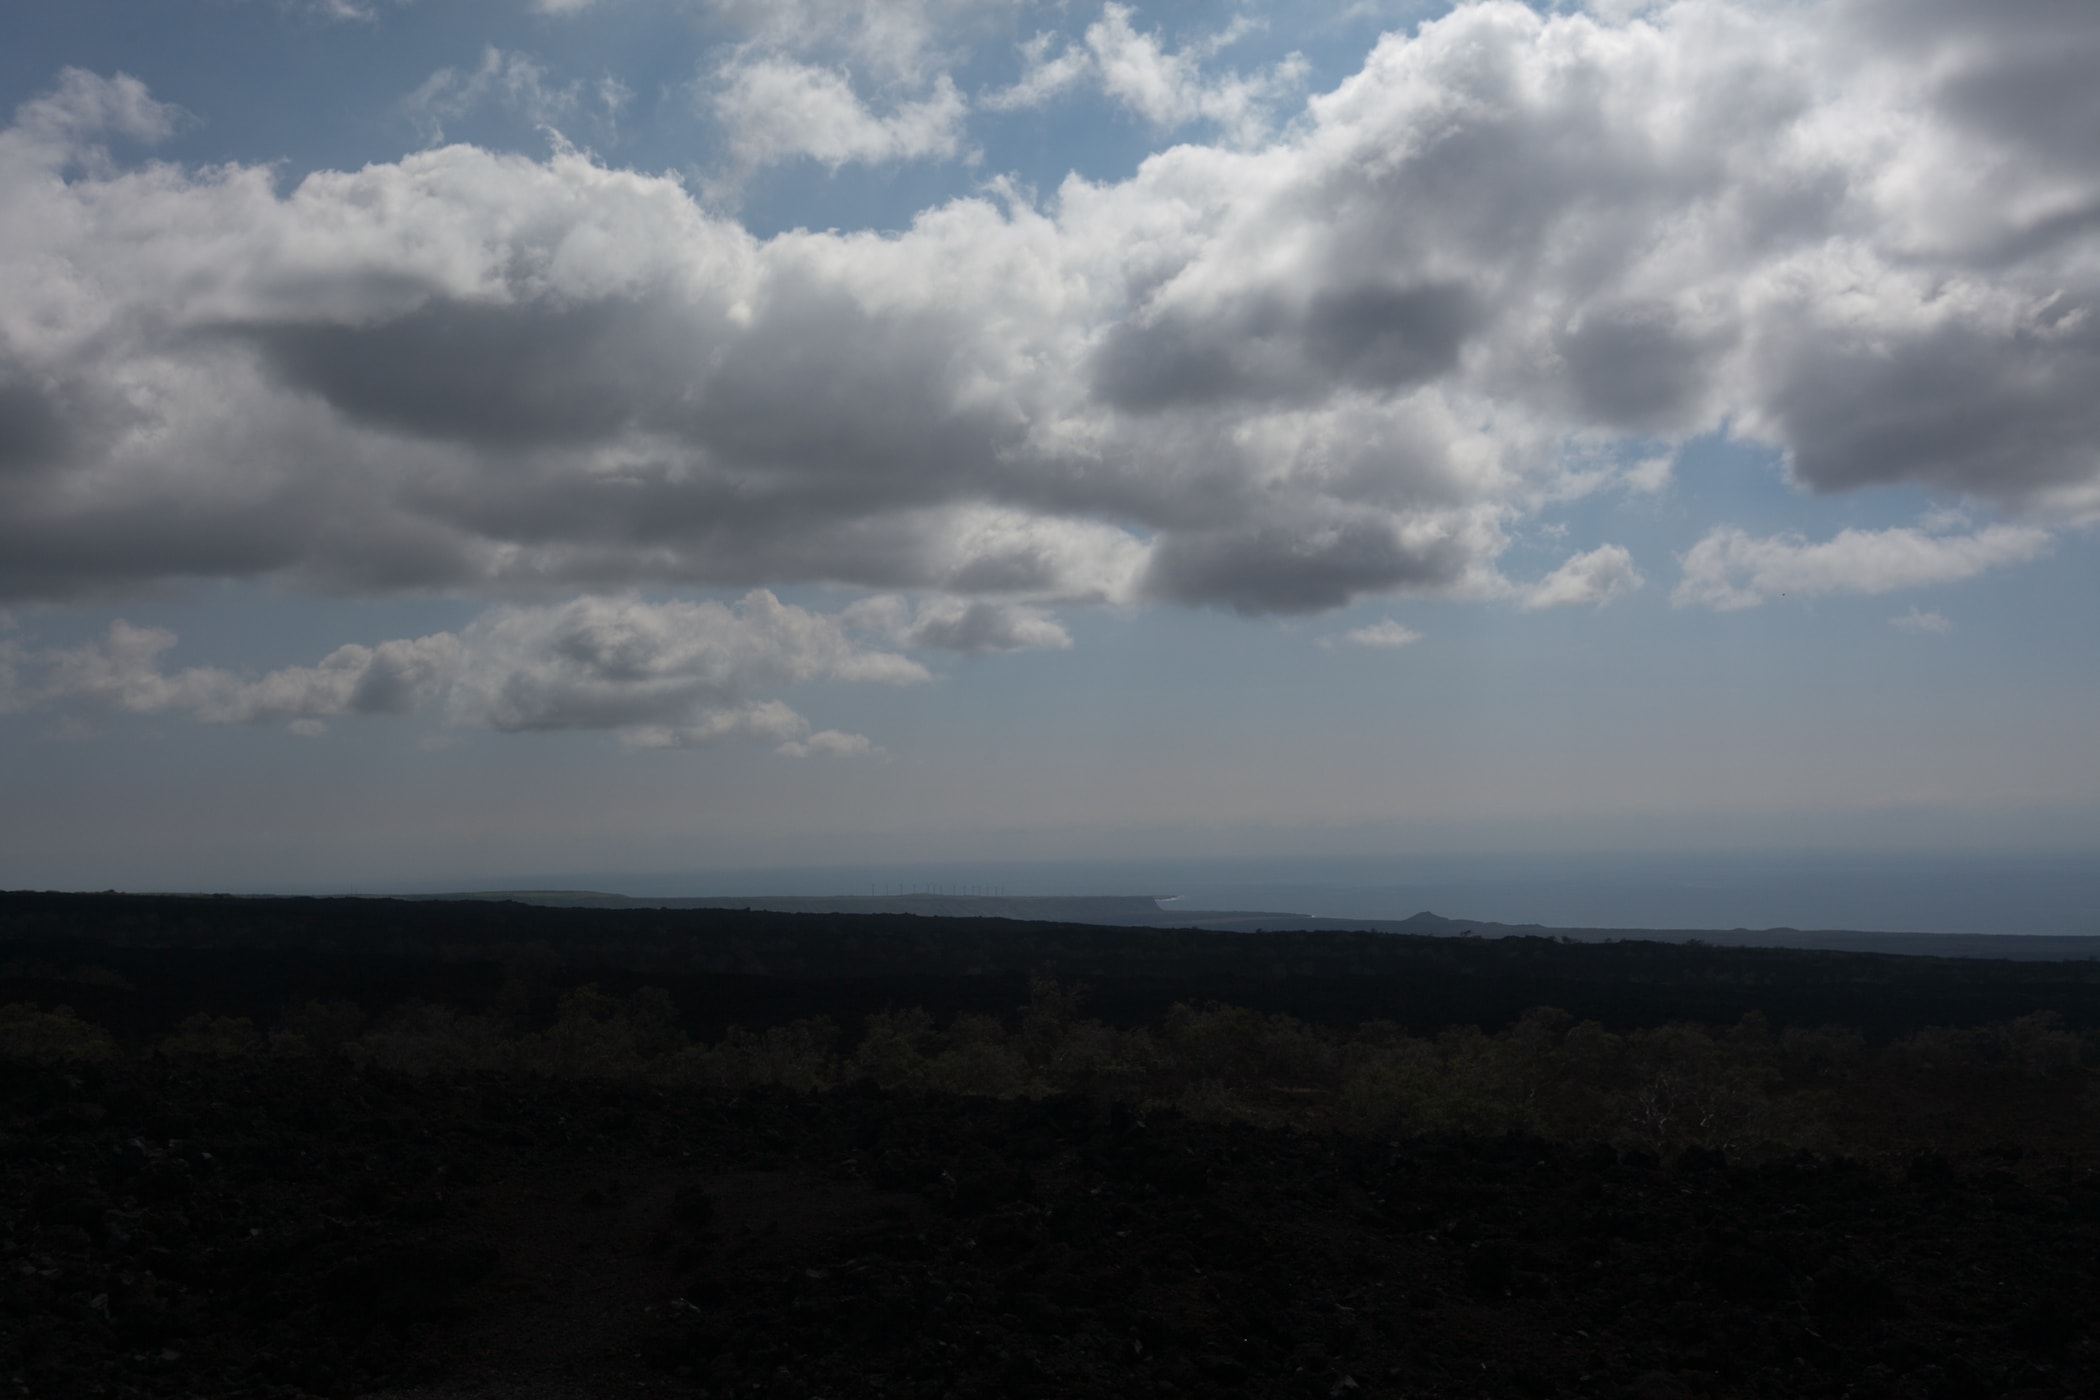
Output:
[[413, 889, 2100, 961]]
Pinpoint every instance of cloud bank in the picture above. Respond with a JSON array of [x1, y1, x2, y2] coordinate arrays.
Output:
[[9, 592, 931, 751], [27, 623, 459, 729], [3, 0, 2094, 626]]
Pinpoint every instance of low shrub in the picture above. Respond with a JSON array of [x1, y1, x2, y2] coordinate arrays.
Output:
[[275, 999, 366, 1058], [348, 1002, 514, 1076], [0, 1002, 118, 1065], [670, 1018, 840, 1094], [157, 1014, 263, 1060]]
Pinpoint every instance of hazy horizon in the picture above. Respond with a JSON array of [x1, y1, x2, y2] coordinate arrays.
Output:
[[18, 848, 2094, 940]]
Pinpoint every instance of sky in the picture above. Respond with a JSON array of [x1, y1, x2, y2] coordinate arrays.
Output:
[[1, 0, 2097, 911]]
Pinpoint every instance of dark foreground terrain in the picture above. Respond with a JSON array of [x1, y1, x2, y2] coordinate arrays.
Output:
[[7, 892, 2100, 1399]]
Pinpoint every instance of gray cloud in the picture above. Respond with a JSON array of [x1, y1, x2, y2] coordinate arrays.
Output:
[[241, 298, 705, 448], [1555, 302, 1730, 433], [1140, 511, 1495, 616], [1306, 282, 1479, 393], [1841, 0, 2100, 176], [1747, 307, 2100, 502], [1093, 280, 1478, 412], [4, 0, 2096, 618], [0, 373, 71, 479]]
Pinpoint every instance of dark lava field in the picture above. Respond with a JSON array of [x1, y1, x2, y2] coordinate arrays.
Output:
[[6, 891, 2100, 1399]]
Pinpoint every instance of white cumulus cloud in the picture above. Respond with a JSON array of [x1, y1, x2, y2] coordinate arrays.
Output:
[[11, 68, 181, 157], [710, 59, 968, 169], [989, 6, 1307, 144], [1521, 545, 1645, 611], [1673, 523, 2052, 610]]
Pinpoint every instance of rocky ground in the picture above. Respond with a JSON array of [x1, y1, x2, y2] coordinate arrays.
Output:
[[7, 1056, 2098, 1400]]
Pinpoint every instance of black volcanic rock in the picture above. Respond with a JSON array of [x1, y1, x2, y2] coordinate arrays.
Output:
[[11, 1056, 2097, 1398]]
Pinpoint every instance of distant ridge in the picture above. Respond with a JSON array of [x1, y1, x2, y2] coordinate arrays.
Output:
[[427, 890, 2100, 960], [425, 891, 1174, 924]]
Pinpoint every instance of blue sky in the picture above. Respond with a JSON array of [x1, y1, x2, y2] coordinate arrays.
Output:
[[1, 0, 2096, 901]]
